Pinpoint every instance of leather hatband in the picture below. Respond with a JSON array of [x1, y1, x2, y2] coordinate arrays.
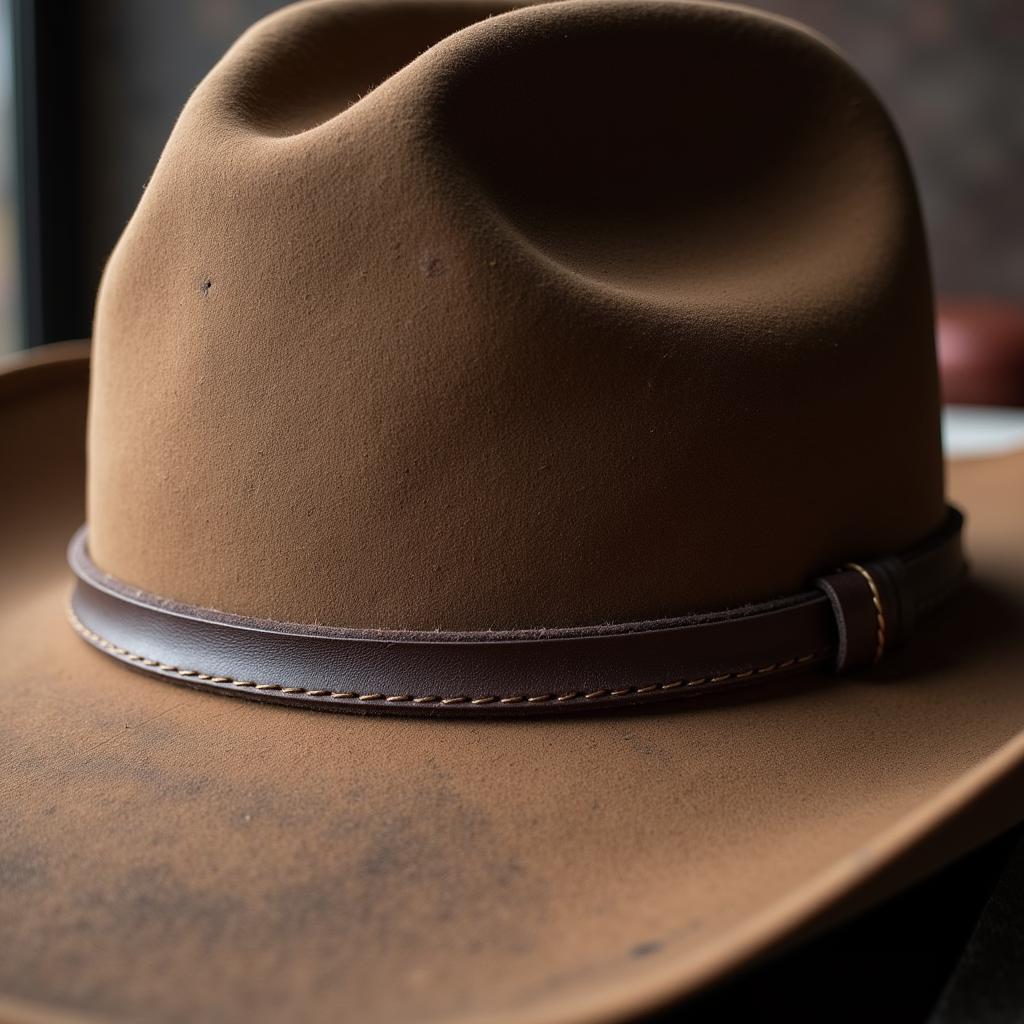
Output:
[[67, 508, 966, 716]]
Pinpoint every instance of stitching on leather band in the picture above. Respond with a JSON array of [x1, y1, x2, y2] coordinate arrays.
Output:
[[843, 562, 886, 664], [63, 508, 965, 714], [67, 603, 823, 706]]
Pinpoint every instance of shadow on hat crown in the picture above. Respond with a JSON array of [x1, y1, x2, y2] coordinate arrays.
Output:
[[88, 0, 943, 632]]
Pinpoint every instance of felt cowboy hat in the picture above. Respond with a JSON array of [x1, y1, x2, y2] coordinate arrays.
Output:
[[2, 1, 1024, 1021]]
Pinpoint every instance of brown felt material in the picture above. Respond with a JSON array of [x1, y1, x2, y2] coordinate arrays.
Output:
[[4, 3, 1023, 1022], [3, 347, 1024, 1024], [88, 0, 943, 630]]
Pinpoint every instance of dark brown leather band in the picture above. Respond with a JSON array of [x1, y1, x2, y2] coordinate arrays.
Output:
[[67, 508, 966, 716]]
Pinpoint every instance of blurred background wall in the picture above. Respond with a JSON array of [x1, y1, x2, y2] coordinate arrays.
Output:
[[2, 0, 1022, 351], [0, 0, 16, 353]]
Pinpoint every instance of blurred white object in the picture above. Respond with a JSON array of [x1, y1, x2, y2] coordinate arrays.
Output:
[[943, 405, 1024, 458]]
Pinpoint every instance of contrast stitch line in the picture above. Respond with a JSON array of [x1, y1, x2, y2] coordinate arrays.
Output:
[[843, 562, 886, 664], [66, 604, 825, 707]]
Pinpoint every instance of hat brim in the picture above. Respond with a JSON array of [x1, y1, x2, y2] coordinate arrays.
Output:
[[3, 345, 1024, 1024]]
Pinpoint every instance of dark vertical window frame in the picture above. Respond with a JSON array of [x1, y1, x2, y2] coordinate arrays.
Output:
[[13, 0, 88, 347]]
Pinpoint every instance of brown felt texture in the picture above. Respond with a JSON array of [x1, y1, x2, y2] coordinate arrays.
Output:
[[3, 4, 1006, 1022], [3, 349, 1024, 1024], [88, 0, 944, 630]]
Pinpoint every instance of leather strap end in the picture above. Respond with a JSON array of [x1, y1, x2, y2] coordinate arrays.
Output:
[[815, 568, 882, 672]]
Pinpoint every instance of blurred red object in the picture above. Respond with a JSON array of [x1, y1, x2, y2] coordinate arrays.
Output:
[[937, 300, 1024, 407]]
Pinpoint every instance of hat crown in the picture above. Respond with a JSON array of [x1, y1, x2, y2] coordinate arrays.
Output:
[[87, 0, 944, 631]]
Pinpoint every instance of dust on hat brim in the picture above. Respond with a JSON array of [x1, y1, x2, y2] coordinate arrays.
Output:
[[2, 345, 1024, 1024]]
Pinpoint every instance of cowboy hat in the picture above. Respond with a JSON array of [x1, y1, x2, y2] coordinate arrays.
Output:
[[2, 2, 1024, 1022]]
